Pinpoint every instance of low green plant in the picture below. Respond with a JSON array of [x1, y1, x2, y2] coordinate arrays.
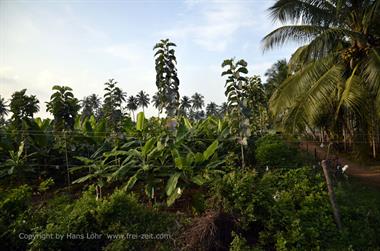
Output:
[[215, 167, 346, 250], [30, 186, 177, 251], [255, 134, 298, 168]]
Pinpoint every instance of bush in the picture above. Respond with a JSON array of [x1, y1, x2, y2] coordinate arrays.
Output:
[[30, 186, 177, 251], [255, 134, 298, 168], [216, 167, 346, 250], [0, 185, 33, 251]]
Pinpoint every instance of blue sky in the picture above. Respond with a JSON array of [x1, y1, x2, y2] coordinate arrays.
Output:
[[0, 0, 297, 118]]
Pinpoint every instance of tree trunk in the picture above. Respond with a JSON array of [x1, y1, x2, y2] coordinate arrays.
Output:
[[321, 160, 342, 231], [96, 185, 102, 200], [240, 144, 245, 169]]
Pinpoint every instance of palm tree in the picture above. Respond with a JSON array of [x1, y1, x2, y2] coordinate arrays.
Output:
[[191, 93, 204, 111], [127, 96, 138, 121], [0, 95, 8, 124], [81, 94, 101, 120], [179, 96, 192, 117], [152, 92, 162, 117], [264, 59, 289, 100], [263, 0, 380, 157], [136, 91, 150, 113], [102, 79, 127, 131], [218, 102, 228, 118], [206, 102, 218, 117]]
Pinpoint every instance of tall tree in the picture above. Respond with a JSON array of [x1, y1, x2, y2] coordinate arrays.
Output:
[[152, 92, 162, 117], [206, 102, 218, 117], [127, 96, 138, 121], [81, 94, 101, 120], [263, 0, 380, 157], [153, 39, 180, 117], [0, 95, 8, 124], [264, 59, 289, 100], [179, 96, 192, 117], [218, 102, 228, 118], [102, 79, 126, 131], [222, 58, 250, 168], [46, 85, 80, 131], [10, 89, 39, 128], [190, 93, 205, 121], [191, 92, 204, 111], [246, 76, 269, 133], [136, 91, 150, 113]]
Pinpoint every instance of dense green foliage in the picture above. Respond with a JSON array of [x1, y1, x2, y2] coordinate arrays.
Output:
[[255, 134, 298, 168], [1, 2, 380, 249]]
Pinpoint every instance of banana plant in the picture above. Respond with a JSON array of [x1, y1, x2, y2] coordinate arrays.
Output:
[[166, 138, 225, 206], [70, 149, 117, 200], [0, 141, 36, 183]]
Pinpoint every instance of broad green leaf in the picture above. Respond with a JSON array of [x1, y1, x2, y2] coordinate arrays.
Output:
[[165, 172, 181, 196], [74, 156, 93, 165], [191, 175, 207, 186], [17, 141, 25, 159], [136, 112, 145, 131], [167, 187, 182, 206], [142, 138, 156, 158], [124, 173, 139, 191], [103, 150, 129, 158], [183, 117, 192, 129], [203, 140, 219, 160], [174, 157, 183, 169], [72, 174, 92, 184], [194, 152, 204, 164]]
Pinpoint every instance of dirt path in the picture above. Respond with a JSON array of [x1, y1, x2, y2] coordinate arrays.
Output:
[[299, 142, 380, 188]]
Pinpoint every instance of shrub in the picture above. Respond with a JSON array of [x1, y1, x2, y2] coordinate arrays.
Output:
[[255, 134, 297, 168], [216, 167, 345, 250], [0, 185, 33, 250], [30, 186, 177, 251]]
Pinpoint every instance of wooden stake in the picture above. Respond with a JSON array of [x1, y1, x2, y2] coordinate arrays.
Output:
[[321, 160, 342, 231]]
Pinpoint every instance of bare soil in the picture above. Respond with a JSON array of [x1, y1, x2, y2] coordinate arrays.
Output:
[[299, 141, 380, 188]]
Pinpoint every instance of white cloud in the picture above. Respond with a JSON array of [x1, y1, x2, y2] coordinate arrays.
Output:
[[162, 0, 256, 51], [104, 44, 144, 63]]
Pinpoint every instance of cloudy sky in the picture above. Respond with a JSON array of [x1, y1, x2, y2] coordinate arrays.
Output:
[[0, 0, 297, 118]]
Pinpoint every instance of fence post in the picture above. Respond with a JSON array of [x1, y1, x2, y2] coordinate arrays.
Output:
[[321, 160, 342, 231], [314, 148, 317, 160]]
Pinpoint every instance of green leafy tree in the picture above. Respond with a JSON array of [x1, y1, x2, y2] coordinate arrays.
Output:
[[153, 39, 180, 117], [179, 96, 192, 117], [263, 0, 380, 157], [218, 102, 228, 118], [9, 89, 39, 129], [102, 79, 126, 131], [0, 95, 9, 125], [222, 58, 250, 168], [264, 59, 289, 100], [206, 102, 218, 117], [191, 92, 205, 120], [127, 96, 138, 121], [81, 94, 101, 120], [46, 85, 80, 131], [152, 92, 163, 117], [246, 76, 268, 133], [136, 90, 150, 113]]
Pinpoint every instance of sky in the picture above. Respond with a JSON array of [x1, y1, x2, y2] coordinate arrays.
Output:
[[0, 0, 297, 118]]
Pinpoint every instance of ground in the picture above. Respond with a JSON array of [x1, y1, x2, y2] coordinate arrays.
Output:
[[299, 141, 380, 188]]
